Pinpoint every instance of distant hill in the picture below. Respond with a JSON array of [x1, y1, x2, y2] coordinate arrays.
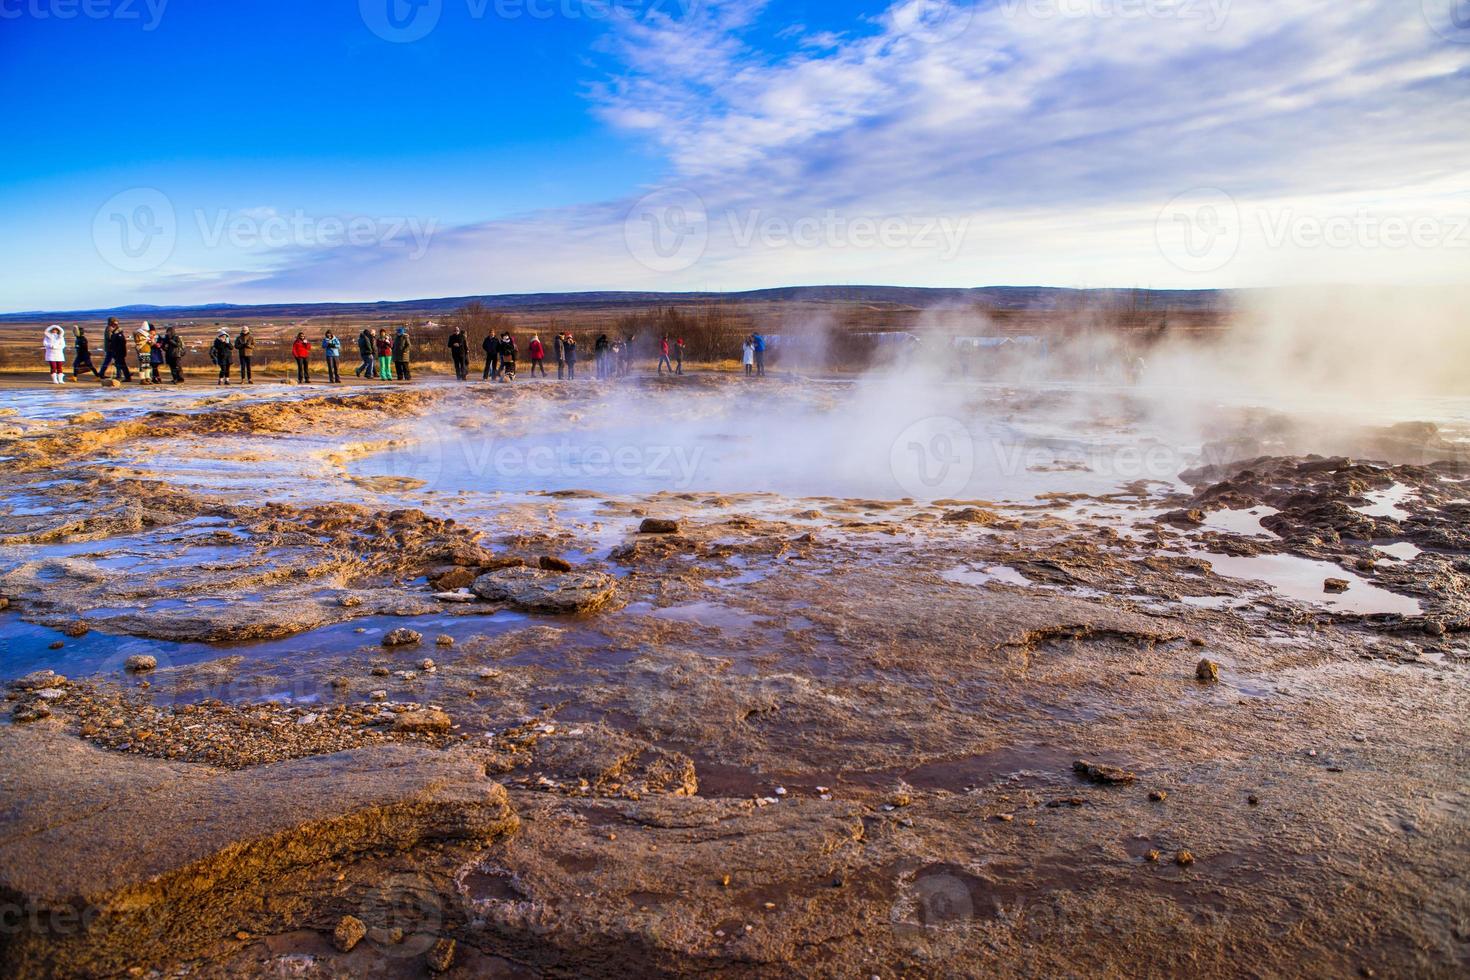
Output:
[[0, 286, 1228, 323]]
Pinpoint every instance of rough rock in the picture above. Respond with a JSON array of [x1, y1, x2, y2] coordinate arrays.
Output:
[[429, 566, 478, 591], [1072, 760, 1138, 786], [11, 704, 52, 723], [1324, 578, 1350, 594], [392, 709, 453, 734], [0, 726, 516, 977], [941, 507, 1003, 525], [427, 936, 456, 972], [1195, 658, 1221, 683], [9, 670, 66, 692], [382, 628, 423, 647], [471, 566, 617, 614], [539, 555, 574, 572], [638, 518, 680, 534], [333, 915, 366, 953], [124, 655, 157, 673]]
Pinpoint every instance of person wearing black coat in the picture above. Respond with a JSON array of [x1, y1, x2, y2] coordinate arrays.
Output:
[[447, 326, 469, 381], [100, 319, 131, 381], [72, 326, 100, 379], [162, 327, 185, 384], [209, 330, 233, 386], [355, 328, 376, 378], [497, 333, 517, 382], [482, 333, 500, 381]]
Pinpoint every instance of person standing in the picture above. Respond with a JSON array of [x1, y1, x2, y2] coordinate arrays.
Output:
[[210, 329, 233, 386], [235, 326, 255, 384], [376, 329, 394, 381], [481, 331, 500, 381], [148, 325, 165, 383], [71, 325, 99, 380], [497, 332, 517, 381], [752, 332, 766, 377], [163, 326, 185, 384], [564, 333, 577, 380], [134, 322, 154, 385], [528, 334, 546, 377], [742, 336, 754, 376], [657, 335, 673, 375], [448, 325, 469, 381], [594, 334, 609, 379], [292, 332, 313, 384], [554, 332, 566, 380], [675, 337, 685, 375], [355, 327, 376, 378], [43, 325, 67, 384], [323, 330, 342, 384], [100, 319, 130, 381], [392, 326, 412, 381]]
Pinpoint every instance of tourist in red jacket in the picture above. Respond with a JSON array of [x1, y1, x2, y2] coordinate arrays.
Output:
[[528, 334, 547, 377], [292, 332, 313, 384]]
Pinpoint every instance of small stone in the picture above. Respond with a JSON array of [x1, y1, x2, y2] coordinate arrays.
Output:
[[1423, 620, 1447, 637], [392, 708, 452, 734], [382, 628, 422, 647], [124, 655, 157, 673], [539, 555, 574, 572], [333, 915, 366, 953], [1073, 760, 1138, 785], [762, 902, 777, 910], [434, 634, 454, 647], [1323, 578, 1350, 594], [1145, 849, 1160, 863], [720, 874, 731, 887], [638, 518, 680, 534], [427, 937, 455, 973], [1149, 790, 1168, 802], [993, 813, 1015, 822], [11, 703, 51, 723], [235, 931, 250, 941], [419, 659, 436, 670], [62, 621, 90, 637], [10, 670, 66, 692], [1248, 794, 1260, 805], [48, 641, 64, 650], [338, 594, 363, 608], [1195, 658, 1220, 683], [1355, 557, 1376, 572], [1175, 849, 1195, 867], [371, 666, 390, 676], [370, 690, 388, 701]]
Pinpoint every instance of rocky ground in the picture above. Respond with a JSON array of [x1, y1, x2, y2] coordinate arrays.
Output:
[[0, 377, 1466, 978]]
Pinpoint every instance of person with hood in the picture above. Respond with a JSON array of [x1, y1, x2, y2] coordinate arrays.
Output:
[[594, 333, 609, 380], [563, 333, 577, 380], [291, 332, 313, 384], [323, 330, 342, 383], [497, 332, 517, 381], [657, 335, 673, 375], [376, 329, 394, 381], [43, 325, 67, 384], [355, 327, 376, 378], [742, 336, 754, 376], [210, 329, 233, 386], [99, 318, 130, 381], [147, 325, 165, 383], [71, 325, 99, 380], [162, 325, 185, 384], [234, 326, 255, 384], [134, 322, 154, 384], [528, 334, 546, 377], [752, 332, 766, 377], [447, 324, 469, 381], [392, 326, 412, 381], [481, 330, 500, 381]]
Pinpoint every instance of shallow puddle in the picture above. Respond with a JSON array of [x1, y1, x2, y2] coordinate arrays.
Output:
[[1195, 551, 1421, 616]]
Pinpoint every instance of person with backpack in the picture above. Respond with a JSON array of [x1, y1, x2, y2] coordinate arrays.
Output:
[[210, 329, 233, 385], [448, 324, 469, 381], [71, 325, 98, 380], [497, 332, 517, 381], [162, 326, 185, 384], [392, 326, 412, 381], [323, 330, 342, 383], [528, 334, 546, 377], [234, 326, 255, 384], [355, 327, 375, 378], [99, 319, 130, 381]]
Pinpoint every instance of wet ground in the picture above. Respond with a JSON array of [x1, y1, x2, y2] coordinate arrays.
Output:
[[0, 374, 1467, 977]]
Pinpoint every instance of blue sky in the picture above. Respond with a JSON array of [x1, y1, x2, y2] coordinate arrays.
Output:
[[3, 0, 1468, 311]]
